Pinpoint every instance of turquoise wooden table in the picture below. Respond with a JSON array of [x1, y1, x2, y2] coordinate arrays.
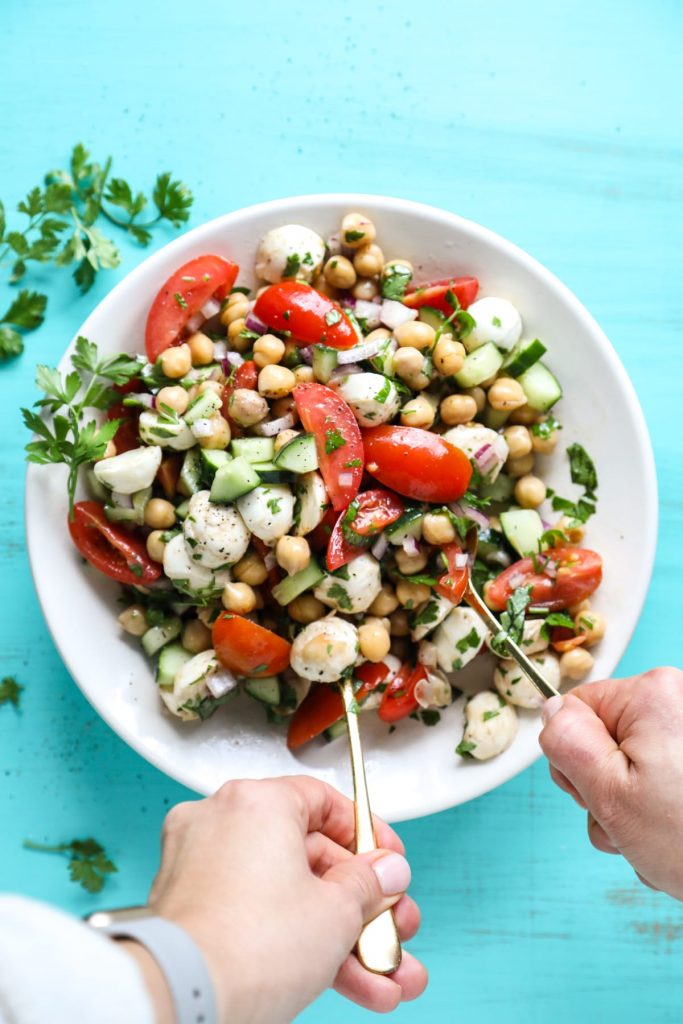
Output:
[[1, 1, 681, 1020]]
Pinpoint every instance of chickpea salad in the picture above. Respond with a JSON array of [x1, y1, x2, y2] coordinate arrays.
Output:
[[25, 211, 605, 762]]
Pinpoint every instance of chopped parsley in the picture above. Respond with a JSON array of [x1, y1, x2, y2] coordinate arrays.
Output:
[[492, 316, 502, 327], [567, 443, 598, 497], [456, 739, 476, 758], [345, 229, 365, 243], [324, 428, 346, 454], [538, 528, 568, 550], [411, 600, 440, 627], [325, 308, 342, 327], [375, 377, 392, 404], [302, 251, 314, 266], [327, 583, 352, 611], [482, 709, 500, 721], [230, 286, 251, 296], [283, 309, 291, 321], [490, 586, 532, 657], [173, 291, 187, 309], [343, 458, 362, 468], [266, 498, 282, 515], [0, 676, 24, 709], [381, 267, 412, 301], [23, 837, 117, 893], [420, 709, 441, 727], [531, 415, 561, 440], [283, 253, 301, 277], [540, 611, 575, 640], [456, 627, 481, 653]]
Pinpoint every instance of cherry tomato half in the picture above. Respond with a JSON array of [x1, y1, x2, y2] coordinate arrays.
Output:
[[287, 662, 390, 750], [145, 255, 239, 363], [106, 402, 140, 454], [435, 543, 469, 604], [68, 501, 161, 585], [253, 281, 358, 350], [378, 663, 425, 724], [293, 383, 364, 510], [212, 612, 291, 679], [363, 426, 472, 504], [486, 547, 603, 612], [403, 276, 479, 314], [326, 490, 404, 571]]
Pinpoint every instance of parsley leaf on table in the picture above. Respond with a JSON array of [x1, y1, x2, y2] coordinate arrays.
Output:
[[0, 676, 24, 709], [0, 290, 47, 359], [23, 837, 117, 894]]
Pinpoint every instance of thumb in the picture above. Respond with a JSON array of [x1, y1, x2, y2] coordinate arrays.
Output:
[[322, 849, 411, 932], [539, 694, 630, 812]]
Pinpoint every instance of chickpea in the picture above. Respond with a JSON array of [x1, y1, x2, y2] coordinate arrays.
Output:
[[483, 579, 497, 610], [220, 293, 249, 326], [395, 546, 428, 575], [293, 365, 314, 385], [274, 428, 300, 453], [506, 453, 535, 478], [197, 605, 219, 628], [258, 364, 296, 399], [229, 389, 268, 428], [503, 424, 532, 460], [196, 415, 231, 450], [353, 243, 384, 278], [182, 618, 212, 654], [568, 599, 591, 618], [440, 394, 478, 426], [352, 278, 379, 301], [288, 594, 326, 624], [383, 259, 413, 278], [557, 515, 586, 545], [233, 551, 269, 586], [510, 403, 538, 425], [396, 580, 431, 609], [227, 318, 250, 352], [222, 581, 257, 615], [187, 331, 215, 366], [198, 380, 223, 397], [531, 424, 560, 454], [369, 583, 399, 617], [255, 286, 270, 299], [393, 347, 430, 389], [393, 320, 436, 351], [422, 512, 456, 545], [324, 255, 356, 290], [144, 498, 176, 529], [341, 212, 376, 248], [514, 475, 547, 509], [433, 335, 466, 376], [160, 344, 192, 379], [461, 386, 486, 414], [253, 334, 285, 368], [271, 395, 298, 419], [400, 395, 435, 429], [275, 535, 311, 576], [358, 618, 391, 663], [118, 604, 148, 637], [574, 610, 606, 647], [559, 647, 595, 681], [146, 530, 166, 563], [389, 609, 411, 636], [487, 377, 527, 411], [312, 274, 339, 299], [364, 327, 391, 346], [97, 440, 117, 461]]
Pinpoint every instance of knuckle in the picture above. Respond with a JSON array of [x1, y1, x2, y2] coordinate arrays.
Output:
[[162, 801, 193, 838]]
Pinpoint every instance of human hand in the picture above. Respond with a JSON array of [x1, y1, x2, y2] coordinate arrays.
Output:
[[146, 775, 427, 1023], [539, 667, 683, 899]]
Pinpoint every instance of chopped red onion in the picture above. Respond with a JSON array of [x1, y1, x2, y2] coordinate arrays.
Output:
[[253, 412, 296, 436], [186, 312, 204, 334], [122, 392, 154, 409], [371, 534, 389, 561], [338, 471, 354, 488], [212, 340, 227, 360], [207, 666, 238, 700], [380, 299, 418, 330], [473, 443, 499, 477], [353, 300, 383, 330], [336, 334, 386, 364], [245, 311, 268, 335], [326, 232, 342, 256], [111, 491, 133, 509], [342, 296, 357, 309], [449, 501, 490, 530], [190, 418, 215, 439], [454, 552, 468, 569], [508, 571, 527, 589], [401, 535, 421, 557], [299, 346, 313, 365], [222, 352, 245, 373], [201, 297, 222, 320], [264, 551, 277, 571], [329, 364, 362, 382]]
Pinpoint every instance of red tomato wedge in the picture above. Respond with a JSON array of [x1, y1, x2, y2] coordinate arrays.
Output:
[[550, 627, 587, 653], [68, 501, 161, 585], [254, 281, 358, 350], [436, 544, 469, 604], [486, 547, 603, 612], [363, 426, 472, 503], [145, 255, 239, 362], [404, 276, 479, 314], [378, 663, 425, 724], [222, 360, 258, 420], [213, 613, 291, 679], [293, 383, 363, 510], [326, 489, 404, 571], [106, 402, 140, 454], [287, 662, 390, 749]]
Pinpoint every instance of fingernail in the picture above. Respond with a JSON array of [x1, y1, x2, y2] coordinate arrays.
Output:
[[542, 695, 564, 725], [372, 852, 411, 896]]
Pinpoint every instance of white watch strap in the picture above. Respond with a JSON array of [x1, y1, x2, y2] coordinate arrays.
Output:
[[88, 911, 216, 1024]]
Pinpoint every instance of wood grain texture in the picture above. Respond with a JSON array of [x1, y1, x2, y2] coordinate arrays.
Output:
[[1, 1, 681, 1020]]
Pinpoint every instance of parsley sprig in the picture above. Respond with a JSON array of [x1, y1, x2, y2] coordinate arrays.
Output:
[[490, 586, 532, 657], [0, 290, 47, 360], [22, 336, 141, 516], [23, 837, 117, 893]]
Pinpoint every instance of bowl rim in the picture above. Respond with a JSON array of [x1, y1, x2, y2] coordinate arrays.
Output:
[[25, 192, 658, 817]]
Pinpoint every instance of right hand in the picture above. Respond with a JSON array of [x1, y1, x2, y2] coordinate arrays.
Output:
[[539, 667, 683, 899]]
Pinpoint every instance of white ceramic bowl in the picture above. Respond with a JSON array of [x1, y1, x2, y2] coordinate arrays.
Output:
[[25, 194, 657, 822]]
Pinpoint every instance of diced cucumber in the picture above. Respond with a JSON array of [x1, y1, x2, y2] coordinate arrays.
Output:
[[369, 338, 396, 376], [272, 559, 325, 605], [273, 433, 318, 473], [180, 448, 203, 494], [253, 462, 289, 483], [179, 364, 222, 387], [84, 465, 109, 502], [324, 718, 348, 742], [141, 618, 182, 657], [500, 509, 545, 557], [482, 406, 510, 430], [183, 389, 223, 426], [156, 642, 193, 689], [209, 456, 260, 502], [230, 437, 275, 463], [479, 473, 514, 503], [477, 527, 510, 562], [386, 508, 424, 545], [200, 448, 232, 478], [244, 676, 281, 706], [454, 342, 504, 388], [502, 338, 547, 377], [312, 344, 338, 383], [518, 362, 563, 412], [418, 306, 447, 332], [174, 498, 191, 520], [104, 486, 151, 526]]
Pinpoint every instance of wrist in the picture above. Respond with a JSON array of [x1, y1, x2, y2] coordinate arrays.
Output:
[[119, 939, 175, 1024]]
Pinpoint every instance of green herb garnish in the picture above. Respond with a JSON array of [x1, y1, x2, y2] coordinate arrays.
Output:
[[23, 837, 117, 893], [490, 586, 532, 657], [325, 428, 346, 454], [0, 676, 24, 709]]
